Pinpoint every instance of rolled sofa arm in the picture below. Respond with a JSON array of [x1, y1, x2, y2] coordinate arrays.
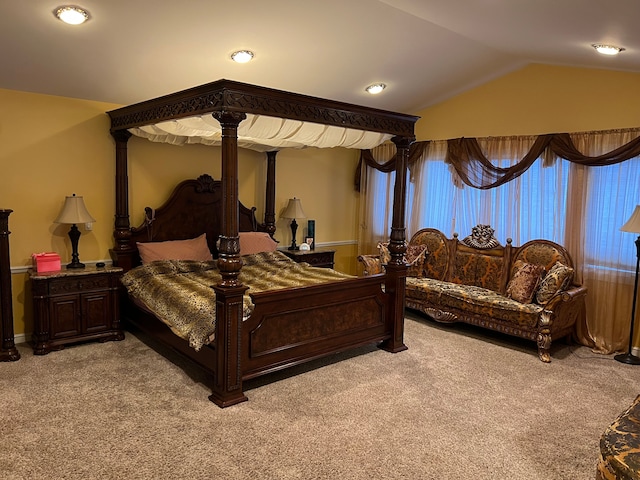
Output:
[[542, 284, 588, 334]]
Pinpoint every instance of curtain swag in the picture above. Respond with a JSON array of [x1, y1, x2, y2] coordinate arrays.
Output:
[[356, 131, 640, 191], [355, 141, 428, 191]]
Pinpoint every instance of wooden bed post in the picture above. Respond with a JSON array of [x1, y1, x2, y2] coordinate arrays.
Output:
[[264, 151, 277, 237], [110, 130, 135, 270], [380, 135, 414, 353], [209, 110, 249, 407]]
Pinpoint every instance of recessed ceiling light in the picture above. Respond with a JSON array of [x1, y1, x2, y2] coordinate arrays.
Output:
[[366, 83, 386, 95], [592, 44, 625, 56], [231, 50, 255, 63], [54, 6, 90, 25]]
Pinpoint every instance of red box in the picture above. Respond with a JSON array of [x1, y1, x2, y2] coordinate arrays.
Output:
[[32, 252, 61, 273]]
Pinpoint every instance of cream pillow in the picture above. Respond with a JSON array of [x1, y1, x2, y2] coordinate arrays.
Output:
[[137, 233, 212, 264]]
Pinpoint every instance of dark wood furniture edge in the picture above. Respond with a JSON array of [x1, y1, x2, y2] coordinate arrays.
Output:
[[30, 267, 124, 355], [0, 209, 19, 361], [107, 79, 419, 137]]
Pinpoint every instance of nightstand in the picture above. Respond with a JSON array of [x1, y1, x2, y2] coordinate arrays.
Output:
[[279, 248, 336, 268], [30, 265, 124, 354]]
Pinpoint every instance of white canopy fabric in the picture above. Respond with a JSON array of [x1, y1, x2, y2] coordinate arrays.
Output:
[[129, 113, 393, 152]]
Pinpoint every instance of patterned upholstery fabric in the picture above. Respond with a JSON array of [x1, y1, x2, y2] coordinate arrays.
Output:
[[357, 254, 384, 276], [377, 242, 391, 265], [410, 229, 449, 280], [597, 395, 640, 480], [450, 251, 506, 292], [512, 241, 569, 275], [406, 277, 543, 328], [536, 261, 574, 305], [506, 261, 545, 304], [406, 244, 428, 277], [360, 243, 428, 277]]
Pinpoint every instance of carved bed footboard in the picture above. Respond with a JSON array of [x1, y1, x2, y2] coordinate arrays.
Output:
[[243, 276, 389, 379]]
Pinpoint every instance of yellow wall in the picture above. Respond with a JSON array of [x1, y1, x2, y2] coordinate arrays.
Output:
[[0, 88, 360, 337], [414, 64, 640, 140]]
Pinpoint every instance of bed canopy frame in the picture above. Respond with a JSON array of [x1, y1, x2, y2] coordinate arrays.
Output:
[[108, 79, 418, 407]]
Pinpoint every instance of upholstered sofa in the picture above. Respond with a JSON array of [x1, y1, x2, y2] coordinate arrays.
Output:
[[359, 225, 587, 362]]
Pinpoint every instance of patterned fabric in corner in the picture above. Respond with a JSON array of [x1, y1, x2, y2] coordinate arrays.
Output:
[[597, 394, 640, 480]]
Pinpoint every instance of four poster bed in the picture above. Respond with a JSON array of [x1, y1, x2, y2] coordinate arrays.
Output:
[[107, 79, 418, 407]]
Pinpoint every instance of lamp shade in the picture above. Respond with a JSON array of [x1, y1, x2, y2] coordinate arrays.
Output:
[[54, 194, 96, 224], [621, 205, 640, 234], [282, 198, 306, 219]]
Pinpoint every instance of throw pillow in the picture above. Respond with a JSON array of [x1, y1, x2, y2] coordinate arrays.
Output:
[[535, 261, 574, 305], [137, 233, 213, 264], [406, 244, 429, 277], [377, 242, 391, 265], [506, 261, 545, 304], [376, 243, 428, 277], [239, 232, 278, 256]]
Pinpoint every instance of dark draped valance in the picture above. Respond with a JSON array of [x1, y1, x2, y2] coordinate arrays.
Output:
[[356, 131, 640, 191]]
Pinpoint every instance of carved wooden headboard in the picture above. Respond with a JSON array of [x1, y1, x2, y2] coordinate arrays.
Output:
[[127, 174, 266, 266]]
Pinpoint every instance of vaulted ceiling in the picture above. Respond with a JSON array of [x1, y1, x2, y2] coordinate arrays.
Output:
[[1, 0, 638, 113]]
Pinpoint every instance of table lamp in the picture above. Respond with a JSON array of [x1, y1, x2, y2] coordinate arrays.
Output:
[[282, 198, 306, 250], [54, 194, 96, 269]]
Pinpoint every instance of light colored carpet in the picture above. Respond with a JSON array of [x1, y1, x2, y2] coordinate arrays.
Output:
[[1, 311, 639, 480]]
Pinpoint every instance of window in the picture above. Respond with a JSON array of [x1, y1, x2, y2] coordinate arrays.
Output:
[[410, 156, 570, 247]]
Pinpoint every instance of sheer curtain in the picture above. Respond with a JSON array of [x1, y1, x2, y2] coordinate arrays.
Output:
[[408, 136, 569, 246], [358, 142, 397, 256], [360, 128, 640, 353], [568, 130, 640, 352]]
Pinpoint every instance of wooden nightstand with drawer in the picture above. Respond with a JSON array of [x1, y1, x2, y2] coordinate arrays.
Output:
[[279, 248, 336, 269], [30, 265, 124, 354]]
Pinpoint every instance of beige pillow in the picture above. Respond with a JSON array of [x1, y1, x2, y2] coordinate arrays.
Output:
[[239, 232, 278, 255], [137, 233, 212, 264], [506, 262, 545, 304], [535, 261, 574, 304]]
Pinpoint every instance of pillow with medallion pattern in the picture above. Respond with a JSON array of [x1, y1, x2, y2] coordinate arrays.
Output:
[[535, 261, 574, 305]]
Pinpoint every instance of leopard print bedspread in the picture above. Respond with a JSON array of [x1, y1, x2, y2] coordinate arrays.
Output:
[[121, 251, 354, 351]]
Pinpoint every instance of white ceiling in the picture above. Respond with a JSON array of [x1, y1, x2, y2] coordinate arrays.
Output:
[[1, 0, 638, 114]]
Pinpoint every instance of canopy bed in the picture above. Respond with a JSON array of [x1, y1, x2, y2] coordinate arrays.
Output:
[[107, 79, 418, 407]]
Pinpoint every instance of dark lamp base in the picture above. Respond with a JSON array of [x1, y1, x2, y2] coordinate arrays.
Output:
[[67, 261, 86, 269], [614, 352, 640, 365]]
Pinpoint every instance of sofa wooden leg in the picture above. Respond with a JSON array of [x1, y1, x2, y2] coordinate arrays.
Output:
[[537, 332, 552, 363]]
